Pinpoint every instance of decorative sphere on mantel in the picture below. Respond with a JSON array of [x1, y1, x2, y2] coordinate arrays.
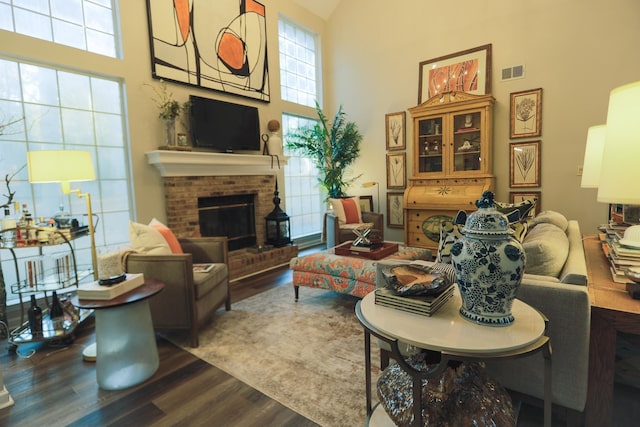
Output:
[[451, 191, 526, 326]]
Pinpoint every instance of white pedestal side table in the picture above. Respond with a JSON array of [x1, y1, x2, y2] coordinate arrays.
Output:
[[72, 279, 164, 390], [356, 288, 552, 427]]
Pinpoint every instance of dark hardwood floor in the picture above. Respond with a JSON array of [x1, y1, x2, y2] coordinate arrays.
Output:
[[1, 245, 639, 426], [0, 264, 318, 427]]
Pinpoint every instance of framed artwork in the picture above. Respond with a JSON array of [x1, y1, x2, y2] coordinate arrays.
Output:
[[146, 0, 270, 102], [386, 152, 406, 189], [358, 195, 374, 212], [509, 191, 541, 217], [510, 141, 541, 188], [387, 192, 405, 228], [418, 44, 492, 103], [385, 111, 406, 150], [510, 88, 542, 138]]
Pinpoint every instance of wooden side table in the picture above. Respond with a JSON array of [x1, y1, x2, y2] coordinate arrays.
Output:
[[583, 234, 640, 427], [71, 279, 164, 390], [356, 289, 552, 427]]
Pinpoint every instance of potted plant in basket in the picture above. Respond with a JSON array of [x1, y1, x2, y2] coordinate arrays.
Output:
[[285, 102, 363, 199]]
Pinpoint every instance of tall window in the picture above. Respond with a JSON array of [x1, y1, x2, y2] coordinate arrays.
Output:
[[0, 0, 120, 58], [278, 17, 324, 243], [0, 0, 130, 305], [278, 18, 318, 108]]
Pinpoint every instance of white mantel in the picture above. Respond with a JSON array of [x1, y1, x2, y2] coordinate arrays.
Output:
[[145, 150, 288, 177]]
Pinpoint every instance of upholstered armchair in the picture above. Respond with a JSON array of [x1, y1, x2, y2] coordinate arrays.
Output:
[[124, 236, 231, 348], [325, 211, 384, 249]]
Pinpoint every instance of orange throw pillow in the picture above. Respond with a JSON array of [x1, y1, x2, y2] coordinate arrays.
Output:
[[341, 198, 360, 224], [149, 218, 183, 254]]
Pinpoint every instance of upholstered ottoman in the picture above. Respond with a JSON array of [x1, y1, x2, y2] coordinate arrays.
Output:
[[290, 243, 432, 299]]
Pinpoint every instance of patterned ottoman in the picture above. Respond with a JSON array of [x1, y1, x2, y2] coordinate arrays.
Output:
[[290, 243, 432, 299]]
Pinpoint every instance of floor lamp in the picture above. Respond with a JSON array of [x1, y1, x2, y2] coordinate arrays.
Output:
[[27, 150, 98, 280]]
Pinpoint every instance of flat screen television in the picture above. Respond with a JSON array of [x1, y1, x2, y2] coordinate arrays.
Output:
[[190, 95, 261, 152]]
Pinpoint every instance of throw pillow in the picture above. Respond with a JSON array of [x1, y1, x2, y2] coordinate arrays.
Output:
[[530, 210, 569, 232], [522, 223, 570, 277], [435, 211, 467, 264], [495, 198, 537, 221], [129, 221, 172, 255], [329, 197, 363, 224], [149, 218, 183, 254]]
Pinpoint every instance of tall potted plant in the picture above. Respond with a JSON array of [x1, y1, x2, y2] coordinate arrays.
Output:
[[285, 102, 363, 198]]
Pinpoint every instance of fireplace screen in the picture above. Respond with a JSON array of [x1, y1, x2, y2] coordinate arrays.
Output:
[[198, 194, 257, 251]]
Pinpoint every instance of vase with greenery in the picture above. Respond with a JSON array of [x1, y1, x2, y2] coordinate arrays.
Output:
[[285, 102, 363, 199], [146, 80, 189, 147]]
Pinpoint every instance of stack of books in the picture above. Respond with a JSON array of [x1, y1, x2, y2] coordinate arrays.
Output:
[[605, 240, 640, 284], [374, 284, 454, 317]]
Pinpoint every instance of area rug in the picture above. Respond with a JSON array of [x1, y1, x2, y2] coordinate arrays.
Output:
[[176, 285, 380, 427]]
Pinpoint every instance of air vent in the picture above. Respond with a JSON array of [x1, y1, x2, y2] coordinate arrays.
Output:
[[501, 64, 525, 81]]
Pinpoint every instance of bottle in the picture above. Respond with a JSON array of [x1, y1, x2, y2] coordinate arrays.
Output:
[[1, 207, 17, 247], [14, 201, 24, 245], [49, 291, 64, 330], [28, 294, 43, 336], [22, 203, 36, 244]]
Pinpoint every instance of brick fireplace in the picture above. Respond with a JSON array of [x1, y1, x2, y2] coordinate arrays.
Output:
[[147, 150, 298, 281]]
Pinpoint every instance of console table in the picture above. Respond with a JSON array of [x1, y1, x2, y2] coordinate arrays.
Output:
[[583, 234, 640, 427], [356, 290, 552, 427], [71, 279, 164, 390]]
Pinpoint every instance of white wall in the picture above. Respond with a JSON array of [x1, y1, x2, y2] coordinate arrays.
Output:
[[324, 0, 640, 240]]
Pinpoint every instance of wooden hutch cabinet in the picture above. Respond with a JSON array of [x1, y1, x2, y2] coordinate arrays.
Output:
[[404, 91, 495, 250]]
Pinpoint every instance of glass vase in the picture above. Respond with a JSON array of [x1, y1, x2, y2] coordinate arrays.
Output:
[[164, 118, 176, 147]]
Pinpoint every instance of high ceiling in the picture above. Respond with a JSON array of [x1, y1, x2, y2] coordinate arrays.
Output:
[[292, 0, 341, 20]]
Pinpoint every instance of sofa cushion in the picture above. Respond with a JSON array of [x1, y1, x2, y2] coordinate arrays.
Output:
[[495, 197, 537, 221], [129, 221, 172, 254], [193, 263, 228, 299], [149, 218, 183, 254], [522, 223, 570, 277], [531, 210, 569, 232], [330, 197, 363, 224]]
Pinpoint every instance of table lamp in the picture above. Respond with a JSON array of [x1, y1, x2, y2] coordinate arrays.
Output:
[[27, 150, 98, 280], [362, 181, 379, 213], [595, 81, 640, 295], [580, 125, 606, 189]]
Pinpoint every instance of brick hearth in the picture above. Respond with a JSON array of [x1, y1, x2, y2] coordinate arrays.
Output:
[[163, 174, 298, 281]]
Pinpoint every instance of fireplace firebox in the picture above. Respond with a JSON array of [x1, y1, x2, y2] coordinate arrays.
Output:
[[198, 195, 256, 251]]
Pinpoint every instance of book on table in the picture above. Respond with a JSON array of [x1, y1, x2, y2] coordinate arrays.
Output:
[[193, 263, 215, 273], [374, 284, 455, 316], [77, 273, 145, 300]]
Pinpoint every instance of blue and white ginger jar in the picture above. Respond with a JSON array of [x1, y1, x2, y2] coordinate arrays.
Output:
[[450, 191, 526, 326]]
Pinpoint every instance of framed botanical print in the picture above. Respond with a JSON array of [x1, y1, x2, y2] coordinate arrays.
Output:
[[418, 44, 492, 103], [509, 191, 541, 217], [386, 152, 406, 189], [358, 195, 374, 212], [385, 111, 406, 150], [510, 88, 542, 138], [510, 141, 541, 187], [387, 192, 405, 228]]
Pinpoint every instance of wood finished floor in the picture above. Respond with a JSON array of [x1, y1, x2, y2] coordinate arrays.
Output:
[[1, 247, 639, 426]]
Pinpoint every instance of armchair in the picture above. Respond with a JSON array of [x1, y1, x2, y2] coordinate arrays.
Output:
[[124, 236, 231, 348], [324, 211, 384, 249]]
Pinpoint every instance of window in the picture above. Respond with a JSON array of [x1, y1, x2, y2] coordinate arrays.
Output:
[[278, 17, 324, 243], [278, 17, 318, 108], [0, 0, 120, 58], [0, 0, 129, 306], [282, 114, 323, 240]]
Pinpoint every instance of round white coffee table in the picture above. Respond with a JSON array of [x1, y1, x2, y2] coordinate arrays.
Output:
[[356, 288, 552, 427]]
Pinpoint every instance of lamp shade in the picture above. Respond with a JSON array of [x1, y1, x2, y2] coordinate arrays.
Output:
[[597, 81, 640, 204], [27, 150, 95, 193], [580, 125, 606, 189]]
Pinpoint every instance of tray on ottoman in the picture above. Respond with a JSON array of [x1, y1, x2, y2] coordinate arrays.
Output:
[[334, 242, 399, 260]]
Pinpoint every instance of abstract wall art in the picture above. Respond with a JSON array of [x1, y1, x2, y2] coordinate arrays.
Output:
[[146, 0, 270, 102]]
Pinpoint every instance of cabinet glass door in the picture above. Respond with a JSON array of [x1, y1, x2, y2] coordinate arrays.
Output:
[[452, 111, 482, 172], [417, 117, 443, 173]]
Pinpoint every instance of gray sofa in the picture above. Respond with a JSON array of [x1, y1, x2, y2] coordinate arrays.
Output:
[[376, 216, 590, 422]]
